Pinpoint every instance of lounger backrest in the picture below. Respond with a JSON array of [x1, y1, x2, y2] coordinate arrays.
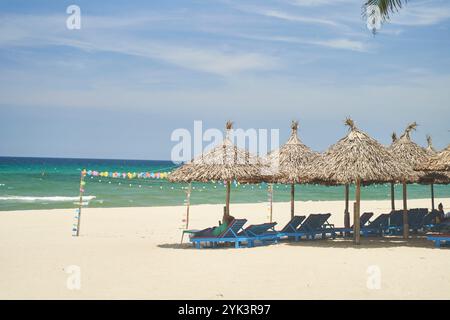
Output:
[[220, 219, 247, 238], [423, 210, 439, 225], [359, 212, 374, 227], [243, 222, 277, 236], [368, 213, 389, 228], [280, 215, 306, 233], [389, 210, 403, 226], [299, 213, 331, 232]]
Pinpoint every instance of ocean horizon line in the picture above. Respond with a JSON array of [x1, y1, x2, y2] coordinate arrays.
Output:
[[0, 155, 175, 163]]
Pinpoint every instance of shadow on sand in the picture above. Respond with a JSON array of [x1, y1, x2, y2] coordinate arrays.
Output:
[[157, 235, 441, 250]]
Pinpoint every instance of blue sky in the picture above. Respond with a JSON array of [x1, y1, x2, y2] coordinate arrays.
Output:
[[1, 0, 449, 160]]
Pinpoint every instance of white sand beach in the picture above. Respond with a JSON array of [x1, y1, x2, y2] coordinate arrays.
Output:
[[1, 198, 450, 300]]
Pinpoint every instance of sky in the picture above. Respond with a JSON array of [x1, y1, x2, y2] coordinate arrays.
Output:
[[0, 0, 450, 160]]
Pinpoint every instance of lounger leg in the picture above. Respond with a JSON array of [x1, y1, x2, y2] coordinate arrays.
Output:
[[436, 240, 441, 248], [195, 242, 200, 249], [235, 241, 240, 248]]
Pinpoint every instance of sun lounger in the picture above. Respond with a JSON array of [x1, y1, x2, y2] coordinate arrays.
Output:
[[296, 213, 336, 240], [423, 210, 441, 230], [361, 213, 390, 236], [190, 219, 252, 248], [238, 222, 279, 245], [334, 212, 374, 236], [409, 208, 428, 232], [388, 209, 431, 234], [427, 234, 450, 248], [277, 214, 332, 241], [387, 210, 404, 234], [275, 215, 306, 240]]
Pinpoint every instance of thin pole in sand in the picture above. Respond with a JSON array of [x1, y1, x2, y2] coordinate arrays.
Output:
[[403, 180, 409, 239], [180, 183, 192, 244], [344, 184, 350, 229], [186, 182, 192, 229], [431, 183, 435, 211], [290, 183, 295, 219], [75, 170, 86, 237], [390, 182, 395, 211], [353, 178, 361, 245], [268, 183, 273, 223]]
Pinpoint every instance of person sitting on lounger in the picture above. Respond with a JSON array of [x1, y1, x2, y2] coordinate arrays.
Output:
[[211, 213, 235, 236], [438, 203, 445, 223], [193, 213, 235, 237]]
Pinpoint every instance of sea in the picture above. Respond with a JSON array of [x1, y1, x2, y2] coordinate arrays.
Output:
[[0, 157, 448, 211]]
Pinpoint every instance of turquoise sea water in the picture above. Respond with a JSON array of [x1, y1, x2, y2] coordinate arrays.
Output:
[[0, 157, 449, 211]]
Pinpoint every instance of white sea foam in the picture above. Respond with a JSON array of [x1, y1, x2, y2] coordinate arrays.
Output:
[[0, 196, 96, 202]]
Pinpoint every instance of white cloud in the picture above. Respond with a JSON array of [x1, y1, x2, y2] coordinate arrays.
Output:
[[287, 0, 357, 7], [233, 5, 341, 27], [0, 13, 277, 76], [230, 33, 370, 52]]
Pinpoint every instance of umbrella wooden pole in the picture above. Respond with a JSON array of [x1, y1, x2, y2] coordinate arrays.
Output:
[[268, 184, 273, 223], [186, 182, 192, 229], [290, 183, 295, 219], [353, 179, 361, 245], [402, 180, 409, 239], [344, 184, 350, 229], [390, 182, 395, 211], [431, 183, 435, 211], [225, 180, 231, 218]]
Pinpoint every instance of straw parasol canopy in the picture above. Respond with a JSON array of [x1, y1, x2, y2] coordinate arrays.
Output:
[[303, 118, 412, 244], [416, 144, 450, 172], [265, 120, 318, 218], [389, 122, 427, 182], [168, 121, 263, 218]]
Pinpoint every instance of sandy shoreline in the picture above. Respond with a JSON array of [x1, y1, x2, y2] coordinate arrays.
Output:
[[1, 198, 450, 299]]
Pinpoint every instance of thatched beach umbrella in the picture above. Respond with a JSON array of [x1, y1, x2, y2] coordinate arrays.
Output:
[[389, 122, 430, 236], [266, 121, 318, 219], [389, 123, 445, 221], [304, 118, 411, 244], [168, 121, 263, 219]]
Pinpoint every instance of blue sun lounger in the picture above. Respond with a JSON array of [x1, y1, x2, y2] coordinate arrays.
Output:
[[423, 210, 441, 231], [190, 219, 252, 249], [388, 209, 431, 235], [334, 212, 374, 236], [360, 213, 390, 236], [275, 215, 306, 240], [409, 208, 428, 232], [282, 213, 335, 241], [387, 210, 404, 235], [305, 213, 337, 239], [427, 234, 450, 248], [238, 222, 279, 245]]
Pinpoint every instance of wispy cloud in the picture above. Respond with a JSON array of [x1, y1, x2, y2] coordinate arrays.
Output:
[[231, 33, 370, 52], [232, 5, 342, 27], [0, 13, 278, 76]]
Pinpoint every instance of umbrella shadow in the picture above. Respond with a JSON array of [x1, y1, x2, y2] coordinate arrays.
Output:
[[283, 235, 437, 249], [158, 237, 441, 250]]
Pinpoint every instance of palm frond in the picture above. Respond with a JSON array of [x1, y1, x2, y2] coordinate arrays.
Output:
[[363, 0, 408, 22]]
